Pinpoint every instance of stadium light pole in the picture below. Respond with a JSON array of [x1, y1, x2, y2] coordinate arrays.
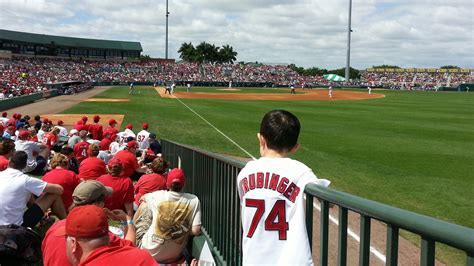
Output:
[[165, 0, 169, 59], [345, 0, 352, 84]]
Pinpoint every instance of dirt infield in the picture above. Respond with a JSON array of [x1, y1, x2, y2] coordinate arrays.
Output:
[[83, 98, 130, 102], [41, 114, 125, 130], [157, 87, 385, 101]]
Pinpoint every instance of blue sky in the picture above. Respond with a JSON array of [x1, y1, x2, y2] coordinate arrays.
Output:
[[0, 0, 472, 69]]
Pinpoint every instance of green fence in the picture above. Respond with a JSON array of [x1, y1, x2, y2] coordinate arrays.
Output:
[[162, 139, 474, 266], [0, 93, 43, 111]]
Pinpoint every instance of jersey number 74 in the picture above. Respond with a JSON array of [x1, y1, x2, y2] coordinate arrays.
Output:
[[245, 199, 289, 240]]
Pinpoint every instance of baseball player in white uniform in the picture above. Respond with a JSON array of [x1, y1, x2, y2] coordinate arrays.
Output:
[[136, 122, 151, 150], [368, 86, 372, 95], [328, 86, 333, 98], [116, 123, 136, 145], [237, 110, 330, 265]]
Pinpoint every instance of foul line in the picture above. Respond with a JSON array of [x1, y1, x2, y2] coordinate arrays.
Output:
[[172, 95, 257, 160], [309, 197, 387, 263]]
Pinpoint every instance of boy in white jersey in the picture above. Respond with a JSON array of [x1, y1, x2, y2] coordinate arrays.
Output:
[[237, 109, 330, 266]]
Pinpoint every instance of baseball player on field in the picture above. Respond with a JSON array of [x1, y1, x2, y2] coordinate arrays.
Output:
[[368, 86, 372, 95], [237, 109, 330, 265], [328, 86, 333, 98]]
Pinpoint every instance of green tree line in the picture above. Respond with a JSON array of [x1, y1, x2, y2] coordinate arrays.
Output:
[[288, 64, 361, 79], [178, 42, 238, 64]]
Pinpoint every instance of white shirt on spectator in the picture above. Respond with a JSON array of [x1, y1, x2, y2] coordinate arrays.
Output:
[[0, 117, 8, 125], [0, 168, 47, 225], [56, 126, 68, 137], [15, 140, 42, 173]]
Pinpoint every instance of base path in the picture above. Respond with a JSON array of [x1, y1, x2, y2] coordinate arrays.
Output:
[[157, 87, 385, 101]]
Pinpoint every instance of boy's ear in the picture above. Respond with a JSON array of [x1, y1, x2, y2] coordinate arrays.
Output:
[[289, 143, 300, 154], [257, 133, 266, 147]]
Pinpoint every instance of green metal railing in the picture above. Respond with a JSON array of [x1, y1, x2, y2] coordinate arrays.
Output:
[[162, 139, 474, 266]]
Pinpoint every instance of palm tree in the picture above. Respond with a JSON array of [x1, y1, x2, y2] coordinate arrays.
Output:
[[219, 45, 238, 64], [178, 42, 196, 62]]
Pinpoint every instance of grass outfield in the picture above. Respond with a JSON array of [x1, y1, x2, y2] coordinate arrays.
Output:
[[63, 86, 474, 264]]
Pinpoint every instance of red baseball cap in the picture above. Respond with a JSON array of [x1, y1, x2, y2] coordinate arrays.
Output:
[[93, 115, 100, 122], [18, 130, 30, 140], [109, 119, 117, 126], [126, 123, 133, 130], [142, 123, 149, 129], [57, 120, 64, 126], [126, 140, 138, 149], [108, 157, 123, 169], [56, 205, 108, 238], [82, 116, 88, 122], [7, 125, 15, 131], [43, 118, 49, 123], [0, 124, 5, 132], [12, 113, 17, 119], [167, 168, 186, 189], [1, 112, 7, 117]]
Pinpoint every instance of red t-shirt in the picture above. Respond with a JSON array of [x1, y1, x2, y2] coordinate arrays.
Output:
[[42, 168, 80, 209], [79, 245, 157, 266], [43, 133, 58, 149], [74, 141, 90, 162], [42, 220, 134, 266], [113, 150, 139, 178], [79, 157, 107, 180], [99, 138, 112, 151], [88, 123, 104, 141], [134, 173, 167, 205], [73, 124, 86, 131], [97, 174, 134, 212], [103, 126, 119, 139], [0, 155, 9, 171]]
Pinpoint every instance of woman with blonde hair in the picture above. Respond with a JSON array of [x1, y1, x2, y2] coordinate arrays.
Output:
[[42, 153, 81, 210]]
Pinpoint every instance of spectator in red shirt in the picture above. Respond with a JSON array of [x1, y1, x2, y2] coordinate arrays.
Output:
[[0, 138, 15, 171], [114, 140, 147, 179], [97, 158, 134, 216], [103, 119, 119, 140], [73, 130, 90, 162], [42, 180, 138, 266], [43, 127, 60, 151], [99, 131, 112, 151], [78, 144, 106, 180], [134, 156, 169, 208], [56, 205, 155, 266], [88, 115, 103, 140], [42, 154, 81, 210]]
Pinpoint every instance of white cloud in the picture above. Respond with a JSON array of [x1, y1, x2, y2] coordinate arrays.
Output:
[[0, 0, 472, 69]]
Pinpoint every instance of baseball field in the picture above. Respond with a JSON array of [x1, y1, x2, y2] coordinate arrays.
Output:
[[61, 86, 473, 264]]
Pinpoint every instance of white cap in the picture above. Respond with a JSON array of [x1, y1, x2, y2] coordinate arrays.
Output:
[[70, 129, 79, 135]]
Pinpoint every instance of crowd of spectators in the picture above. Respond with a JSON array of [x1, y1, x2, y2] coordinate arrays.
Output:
[[1, 58, 473, 97], [361, 71, 473, 90], [0, 112, 200, 265]]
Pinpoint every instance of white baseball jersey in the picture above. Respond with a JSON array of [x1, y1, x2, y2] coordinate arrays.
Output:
[[116, 128, 136, 145], [136, 129, 150, 149], [0, 117, 9, 125], [237, 157, 330, 266]]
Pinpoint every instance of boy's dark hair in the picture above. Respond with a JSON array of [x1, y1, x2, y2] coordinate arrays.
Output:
[[0, 139, 15, 155], [34, 115, 41, 121], [260, 110, 300, 152], [9, 151, 28, 170]]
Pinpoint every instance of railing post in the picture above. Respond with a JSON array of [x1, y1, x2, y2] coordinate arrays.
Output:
[[320, 200, 330, 266], [338, 207, 348, 266], [421, 238, 435, 266], [386, 224, 399, 266], [305, 194, 314, 252], [359, 215, 371, 266]]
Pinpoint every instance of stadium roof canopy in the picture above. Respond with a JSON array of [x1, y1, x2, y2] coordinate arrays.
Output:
[[0, 29, 142, 51]]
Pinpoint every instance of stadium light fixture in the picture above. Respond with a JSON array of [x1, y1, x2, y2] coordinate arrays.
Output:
[[345, 0, 352, 84]]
